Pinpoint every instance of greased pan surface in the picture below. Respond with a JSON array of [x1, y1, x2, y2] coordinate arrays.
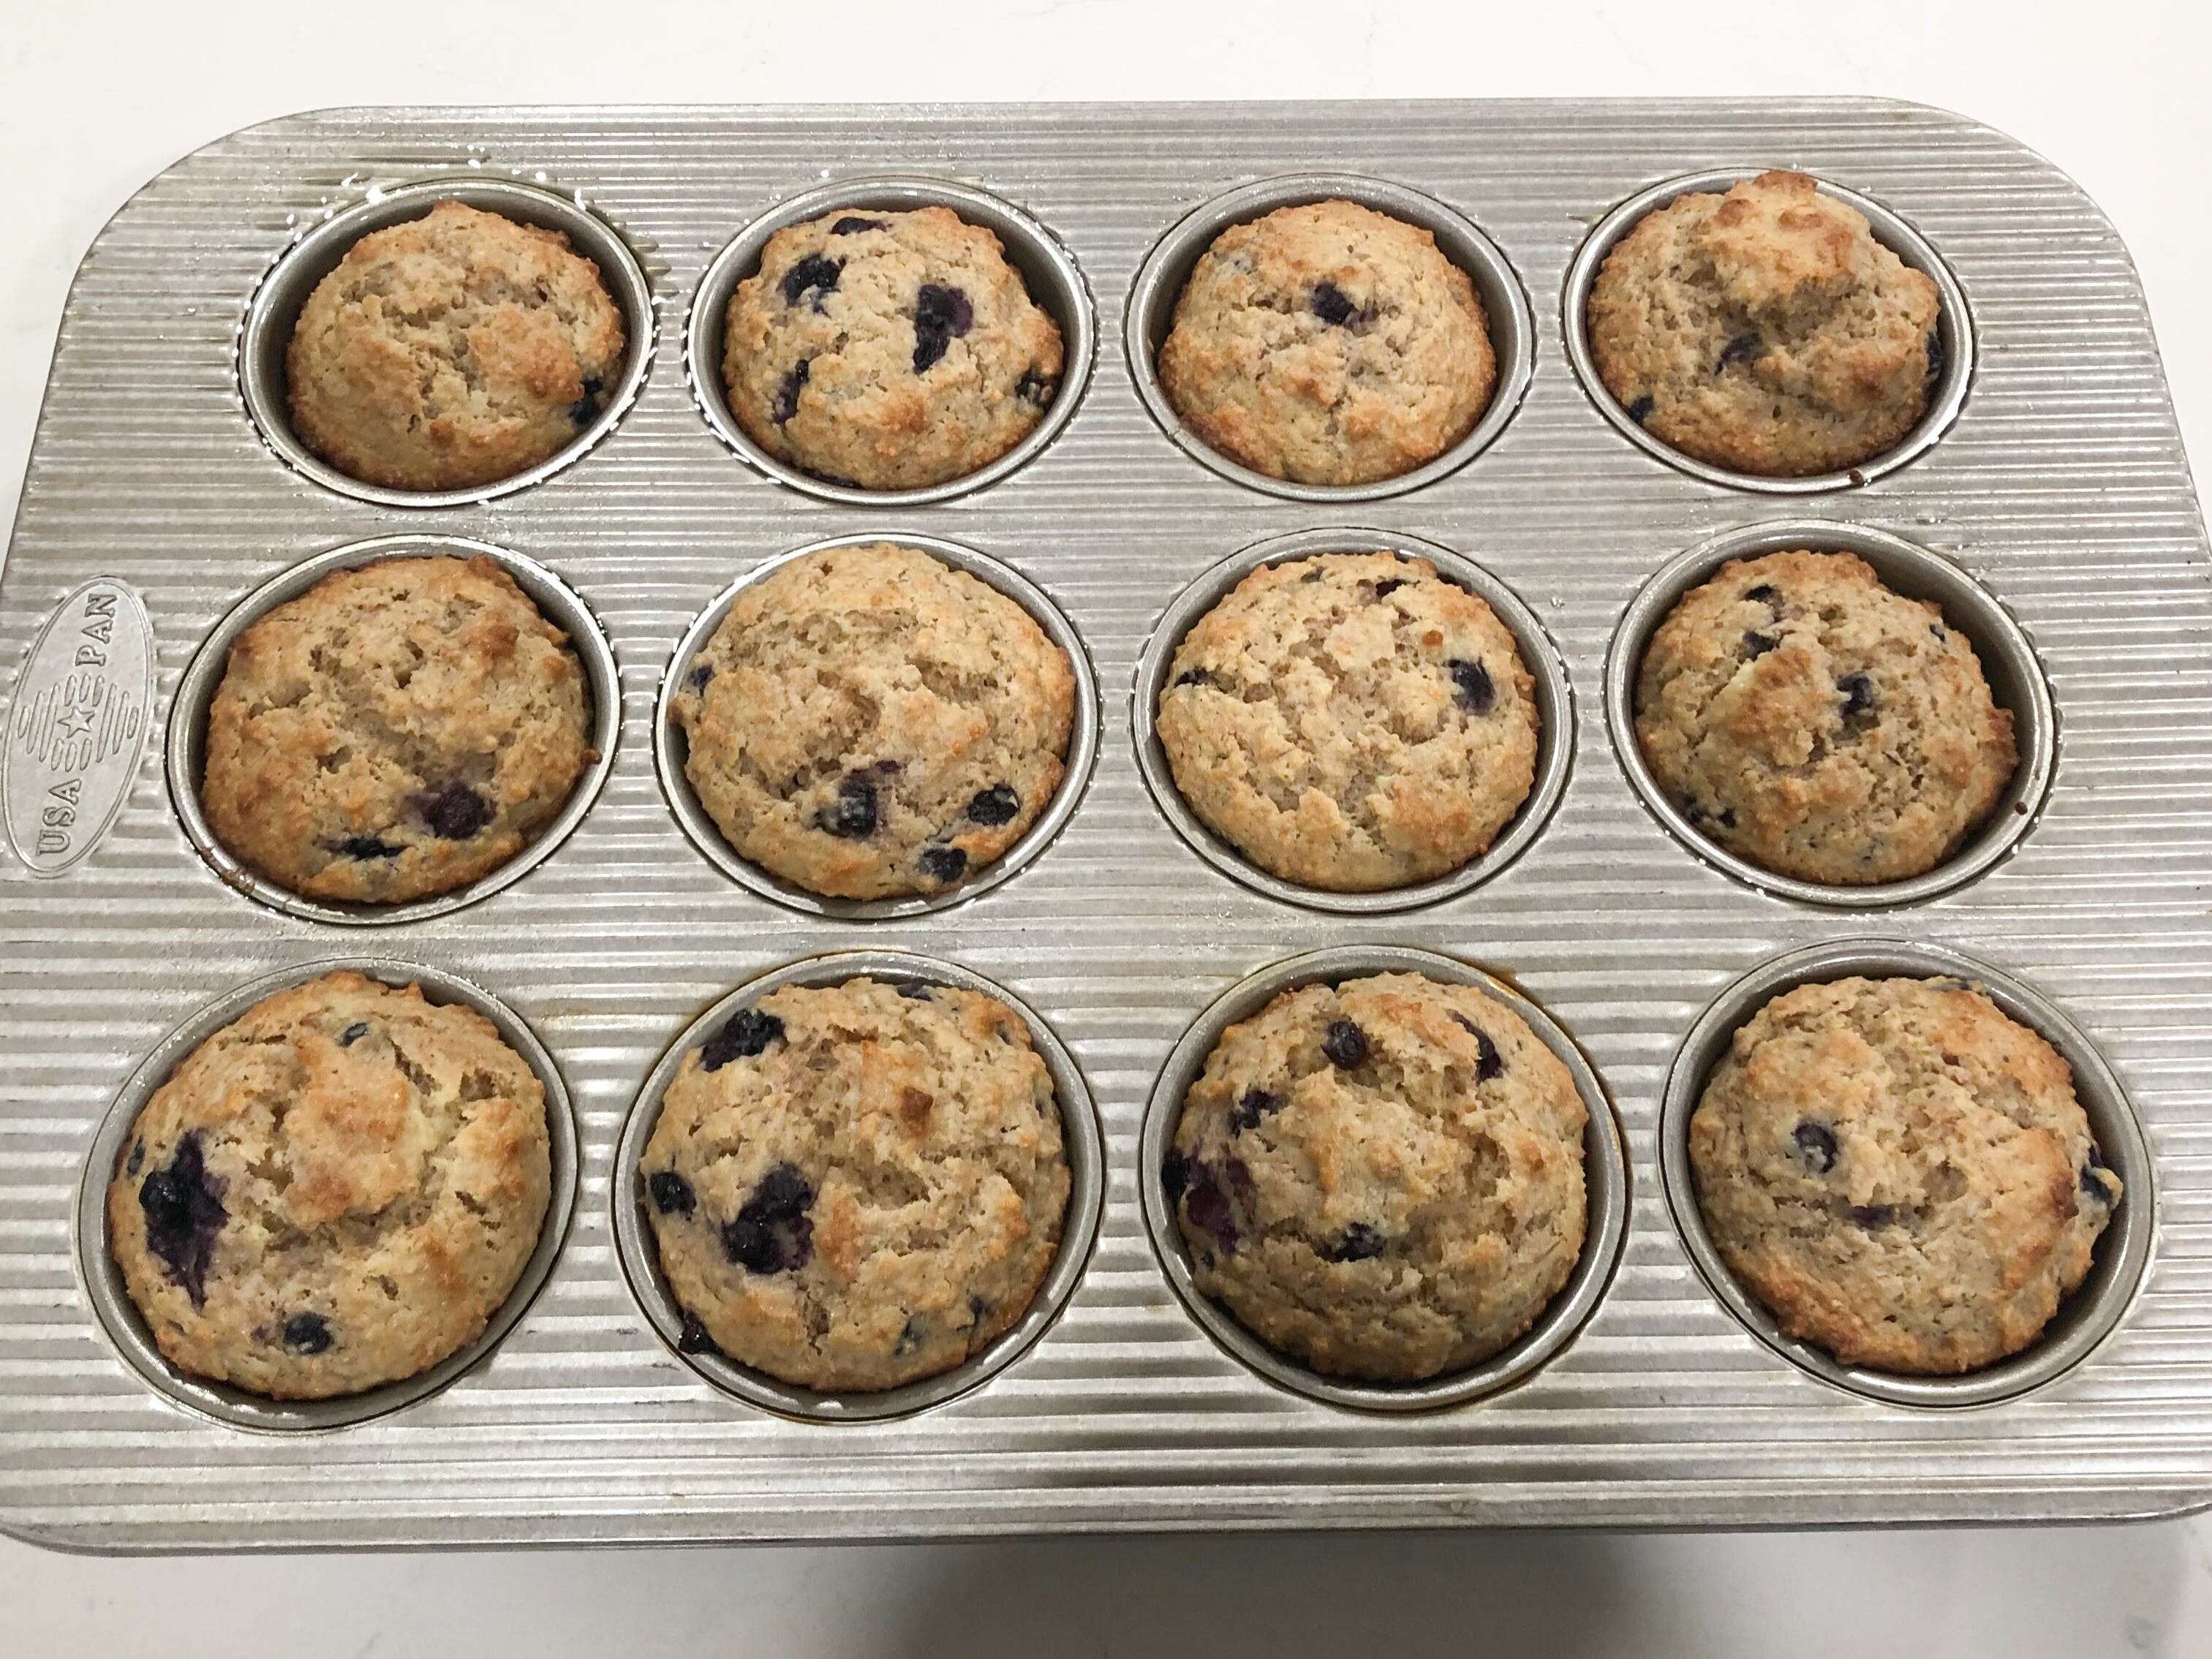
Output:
[[1, 100, 2210, 1551]]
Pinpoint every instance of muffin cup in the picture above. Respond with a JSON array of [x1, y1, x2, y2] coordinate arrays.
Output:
[[654, 531, 1099, 918], [1124, 173, 1535, 502], [1139, 945, 1628, 1413], [611, 949, 1105, 1423], [1659, 938, 2155, 1409], [237, 173, 657, 507], [685, 175, 1096, 506], [1132, 527, 1572, 912], [1604, 518, 2056, 907], [72, 957, 580, 1433], [167, 534, 622, 927], [1562, 167, 1974, 493]]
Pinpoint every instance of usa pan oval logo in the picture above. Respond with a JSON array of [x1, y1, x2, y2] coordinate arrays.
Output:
[[4, 579, 154, 875]]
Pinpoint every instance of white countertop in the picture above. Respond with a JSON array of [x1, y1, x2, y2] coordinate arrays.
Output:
[[4, 3, 2208, 1652]]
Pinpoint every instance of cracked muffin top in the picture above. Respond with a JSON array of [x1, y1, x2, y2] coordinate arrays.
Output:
[[106, 971, 552, 1400], [1157, 198, 1496, 486], [1587, 170, 1942, 477], [1155, 551, 1539, 891], [722, 205, 1064, 491], [640, 975, 1071, 1393], [286, 200, 627, 491]]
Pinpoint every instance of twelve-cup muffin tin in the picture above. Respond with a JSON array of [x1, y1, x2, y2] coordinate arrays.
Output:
[[3, 99, 2211, 1552]]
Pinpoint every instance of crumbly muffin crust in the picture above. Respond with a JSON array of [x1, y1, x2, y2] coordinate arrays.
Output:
[[722, 206, 1064, 491], [1690, 975, 2119, 1375], [641, 976, 1071, 1393], [1157, 198, 1496, 486], [287, 200, 627, 491], [671, 543, 1075, 902], [106, 972, 552, 1400], [1156, 551, 1539, 891], [1587, 170, 1941, 477], [1167, 971, 1588, 1383], [1634, 549, 2016, 886], [202, 555, 594, 906]]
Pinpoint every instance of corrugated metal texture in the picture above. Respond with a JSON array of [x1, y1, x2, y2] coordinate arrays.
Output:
[[1, 99, 2209, 1551]]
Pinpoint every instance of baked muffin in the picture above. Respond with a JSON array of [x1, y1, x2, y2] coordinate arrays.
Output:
[[287, 200, 627, 491], [1690, 975, 2119, 1374], [671, 543, 1074, 902], [1155, 551, 1539, 891], [1166, 971, 1588, 1383], [202, 555, 594, 906], [1634, 550, 2016, 885], [1157, 199, 1495, 486], [107, 972, 552, 1399], [1587, 170, 1941, 476], [640, 976, 1071, 1392], [722, 206, 1064, 490]]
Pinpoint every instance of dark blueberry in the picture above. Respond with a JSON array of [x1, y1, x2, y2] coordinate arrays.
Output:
[[418, 782, 494, 841], [699, 1008, 785, 1072], [1321, 1222, 1386, 1263], [1743, 630, 1779, 659], [1448, 659, 1495, 715], [567, 374, 605, 427], [1161, 1151, 1193, 1209], [1683, 801, 1737, 831], [771, 358, 810, 424], [1322, 1019, 1368, 1069], [1925, 326, 1946, 388], [894, 1317, 921, 1356], [1930, 623, 1947, 642], [124, 1141, 145, 1176], [896, 980, 933, 1001], [338, 836, 403, 861], [1310, 281, 1359, 326], [1792, 1121, 1839, 1174], [1716, 332, 1762, 370], [1173, 667, 1211, 689], [830, 216, 885, 236], [1229, 1088, 1281, 1134], [137, 1133, 226, 1307], [282, 1312, 333, 1355], [2080, 1164, 2113, 1206], [1743, 584, 1779, 606], [1179, 1162, 1239, 1254], [918, 844, 967, 883], [911, 283, 974, 371], [687, 662, 716, 692], [676, 1312, 720, 1356], [1013, 367, 1056, 406], [961, 784, 1020, 827], [781, 253, 844, 308], [722, 1163, 815, 1274], [1451, 1013, 1503, 1080], [967, 1294, 991, 1326], [1371, 578, 1408, 600], [647, 1169, 697, 1216], [1849, 1204, 1895, 1228], [338, 1021, 371, 1047], [1837, 673, 1877, 722], [815, 775, 879, 839], [1625, 393, 1656, 424]]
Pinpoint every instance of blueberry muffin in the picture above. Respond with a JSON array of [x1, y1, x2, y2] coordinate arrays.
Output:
[[722, 206, 1064, 490], [1156, 551, 1539, 891], [1157, 199, 1495, 486], [202, 555, 594, 906], [1166, 971, 1588, 1383], [287, 200, 627, 491], [1691, 975, 2119, 1374], [641, 976, 1071, 1393], [671, 543, 1074, 902], [107, 972, 552, 1399], [1634, 550, 2015, 885], [1587, 170, 1941, 476]]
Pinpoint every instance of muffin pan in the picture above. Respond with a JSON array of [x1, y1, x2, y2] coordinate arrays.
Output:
[[1, 99, 2210, 1549]]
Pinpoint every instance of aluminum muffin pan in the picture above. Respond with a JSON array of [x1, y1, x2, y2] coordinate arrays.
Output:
[[1604, 518, 2056, 907], [1138, 945, 1628, 1412], [685, 175, 1097, 507], [1131, 526, 1572, 912], [70, 957, 581, 1434], [166, 533, 624, 927], [237, 173, 658, 509], [611, 948, 1106, 1423], [1657, 938, 2156, 1410], [653, 530, 1100, 919], [4, 99, 2212, 1549], [1561, 166, 1975, 494], [1124, 171, 1535, 503]]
